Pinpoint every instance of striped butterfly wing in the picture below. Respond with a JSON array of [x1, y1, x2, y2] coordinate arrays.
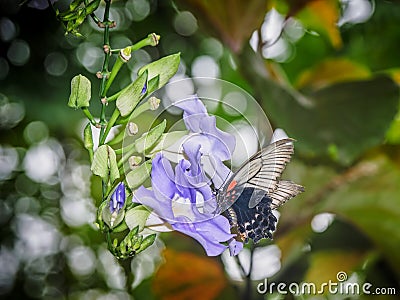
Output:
[[217, 138, 303, 213]]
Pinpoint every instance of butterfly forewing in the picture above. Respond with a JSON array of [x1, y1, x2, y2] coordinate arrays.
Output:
[[216, 138, 296, 213]]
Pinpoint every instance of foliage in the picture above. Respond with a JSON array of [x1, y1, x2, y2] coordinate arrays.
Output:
[[0, 0, 400, 299]]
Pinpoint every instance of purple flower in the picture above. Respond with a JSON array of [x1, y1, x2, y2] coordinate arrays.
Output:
[[161, 95, 235, 190], [110, 182, 126, 214], [133, 152, 236, 256], [174, 95, 235, 162], [28, 0, 57, 9]]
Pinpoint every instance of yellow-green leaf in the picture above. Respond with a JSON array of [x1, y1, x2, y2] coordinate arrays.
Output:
[[116, 70, 148, 117], [147, 130, 189, 156], [126, 160, 152, 189], [125, 205, 151, 232], [68, 74, 91, 108], [138, 53, 180, 89], [135, 119, 167, 154], [91, 145, 120, 183], [295, 58, 371, 90]]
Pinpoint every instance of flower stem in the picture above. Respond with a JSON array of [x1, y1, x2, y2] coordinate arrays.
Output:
[[99, 0, 112, 146], [81, 107, 97, 126], [243, 243, 255, 300], [100, 108, 120, 144]]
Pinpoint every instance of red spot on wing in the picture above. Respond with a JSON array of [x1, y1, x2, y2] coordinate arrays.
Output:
[[227, 180, 238, 192]]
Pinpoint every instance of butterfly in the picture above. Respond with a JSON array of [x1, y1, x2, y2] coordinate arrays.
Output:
[[216, 138, 304, 243]]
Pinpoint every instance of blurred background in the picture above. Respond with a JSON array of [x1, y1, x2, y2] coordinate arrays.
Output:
[[1, 0, 400, 299]]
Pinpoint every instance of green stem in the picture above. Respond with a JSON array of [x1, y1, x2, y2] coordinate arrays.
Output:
[[110, 33, 160, 54], [81, 107, 97, 125], [100, 109, 120, 144], [108, 129, 125, 146], [106, 89, 123, 102], [104, 47, 131, 94], [99, 0, 112, 146]]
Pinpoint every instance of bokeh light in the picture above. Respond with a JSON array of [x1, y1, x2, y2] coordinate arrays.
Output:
[[7, 39, 30, 66], [0, 17, 17, 42], [174, 11, 198, 36], [44, 52, 68, 76]]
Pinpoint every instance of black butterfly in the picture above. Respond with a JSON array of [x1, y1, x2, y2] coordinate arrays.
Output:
[[216, 138, 304, 243]]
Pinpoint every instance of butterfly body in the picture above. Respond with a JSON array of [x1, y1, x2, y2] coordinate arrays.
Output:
[[216, 138, 304, 244]]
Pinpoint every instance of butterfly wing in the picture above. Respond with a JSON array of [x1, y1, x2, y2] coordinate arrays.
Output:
[[217, 138, 299, 212]]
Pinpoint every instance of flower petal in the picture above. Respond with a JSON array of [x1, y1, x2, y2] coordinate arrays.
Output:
[[172, 214, 233, 256], [199, 115, 235, 161], [174, 95, 208, 132], [228, 238, 244, 256], [151, 153, 176, 202], [133, 186, 175, 222]]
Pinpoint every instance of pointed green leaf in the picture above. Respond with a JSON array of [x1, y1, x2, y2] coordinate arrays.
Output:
[[126, 160, 152, 189], [91, 145, 120, 183], [138, 53, 180, 89], [125, 205, 151, 232], [83, 123, 93, 151], [116, 70, 148, 117], [137, 234, 156, 253], [68, 74, 91, 108], [145, 75, 160, 95], [135, 120, 167, 154]]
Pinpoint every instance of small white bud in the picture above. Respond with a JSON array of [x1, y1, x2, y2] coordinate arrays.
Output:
[[148, 96, 160, 110], [127, 122, 139, 136], [128, 156, 142, 169]]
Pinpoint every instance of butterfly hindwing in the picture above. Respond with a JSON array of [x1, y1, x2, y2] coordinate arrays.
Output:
[[224, 187, 277, 243]]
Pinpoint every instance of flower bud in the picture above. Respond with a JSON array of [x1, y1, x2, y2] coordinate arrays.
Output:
[[119, 46, 132, 62], [148, 96, 160, 110], [129, 156, 142, 168], [148, 33, 160, 46], [127, 122, 139, 135], [109, 182, 126, 214]]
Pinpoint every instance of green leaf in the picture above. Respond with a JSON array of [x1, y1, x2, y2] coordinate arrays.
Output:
[[138, 53, 180, 89], [91, 145, 120, 183], [126, 160, 152, 189], [147, 130, 189, 155], [83, 123, 93, 151], [321, 156, 400, 275], [145, 75, 160, 96], [239, 46, 400, 165], [135, 120, 167, 154], [125, 205, 151, 232], [116, 71, 148, 117], [68, 74, 91, 108]]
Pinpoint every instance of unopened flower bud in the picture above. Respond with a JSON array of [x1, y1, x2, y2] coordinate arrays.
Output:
[[129, 156, 142, 168], [127, 122, 139, 135], [148, 96, 160, 110], [149, 33, 160, 46], [119, 46, 132, 62], [109, 183, 126, 226]]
